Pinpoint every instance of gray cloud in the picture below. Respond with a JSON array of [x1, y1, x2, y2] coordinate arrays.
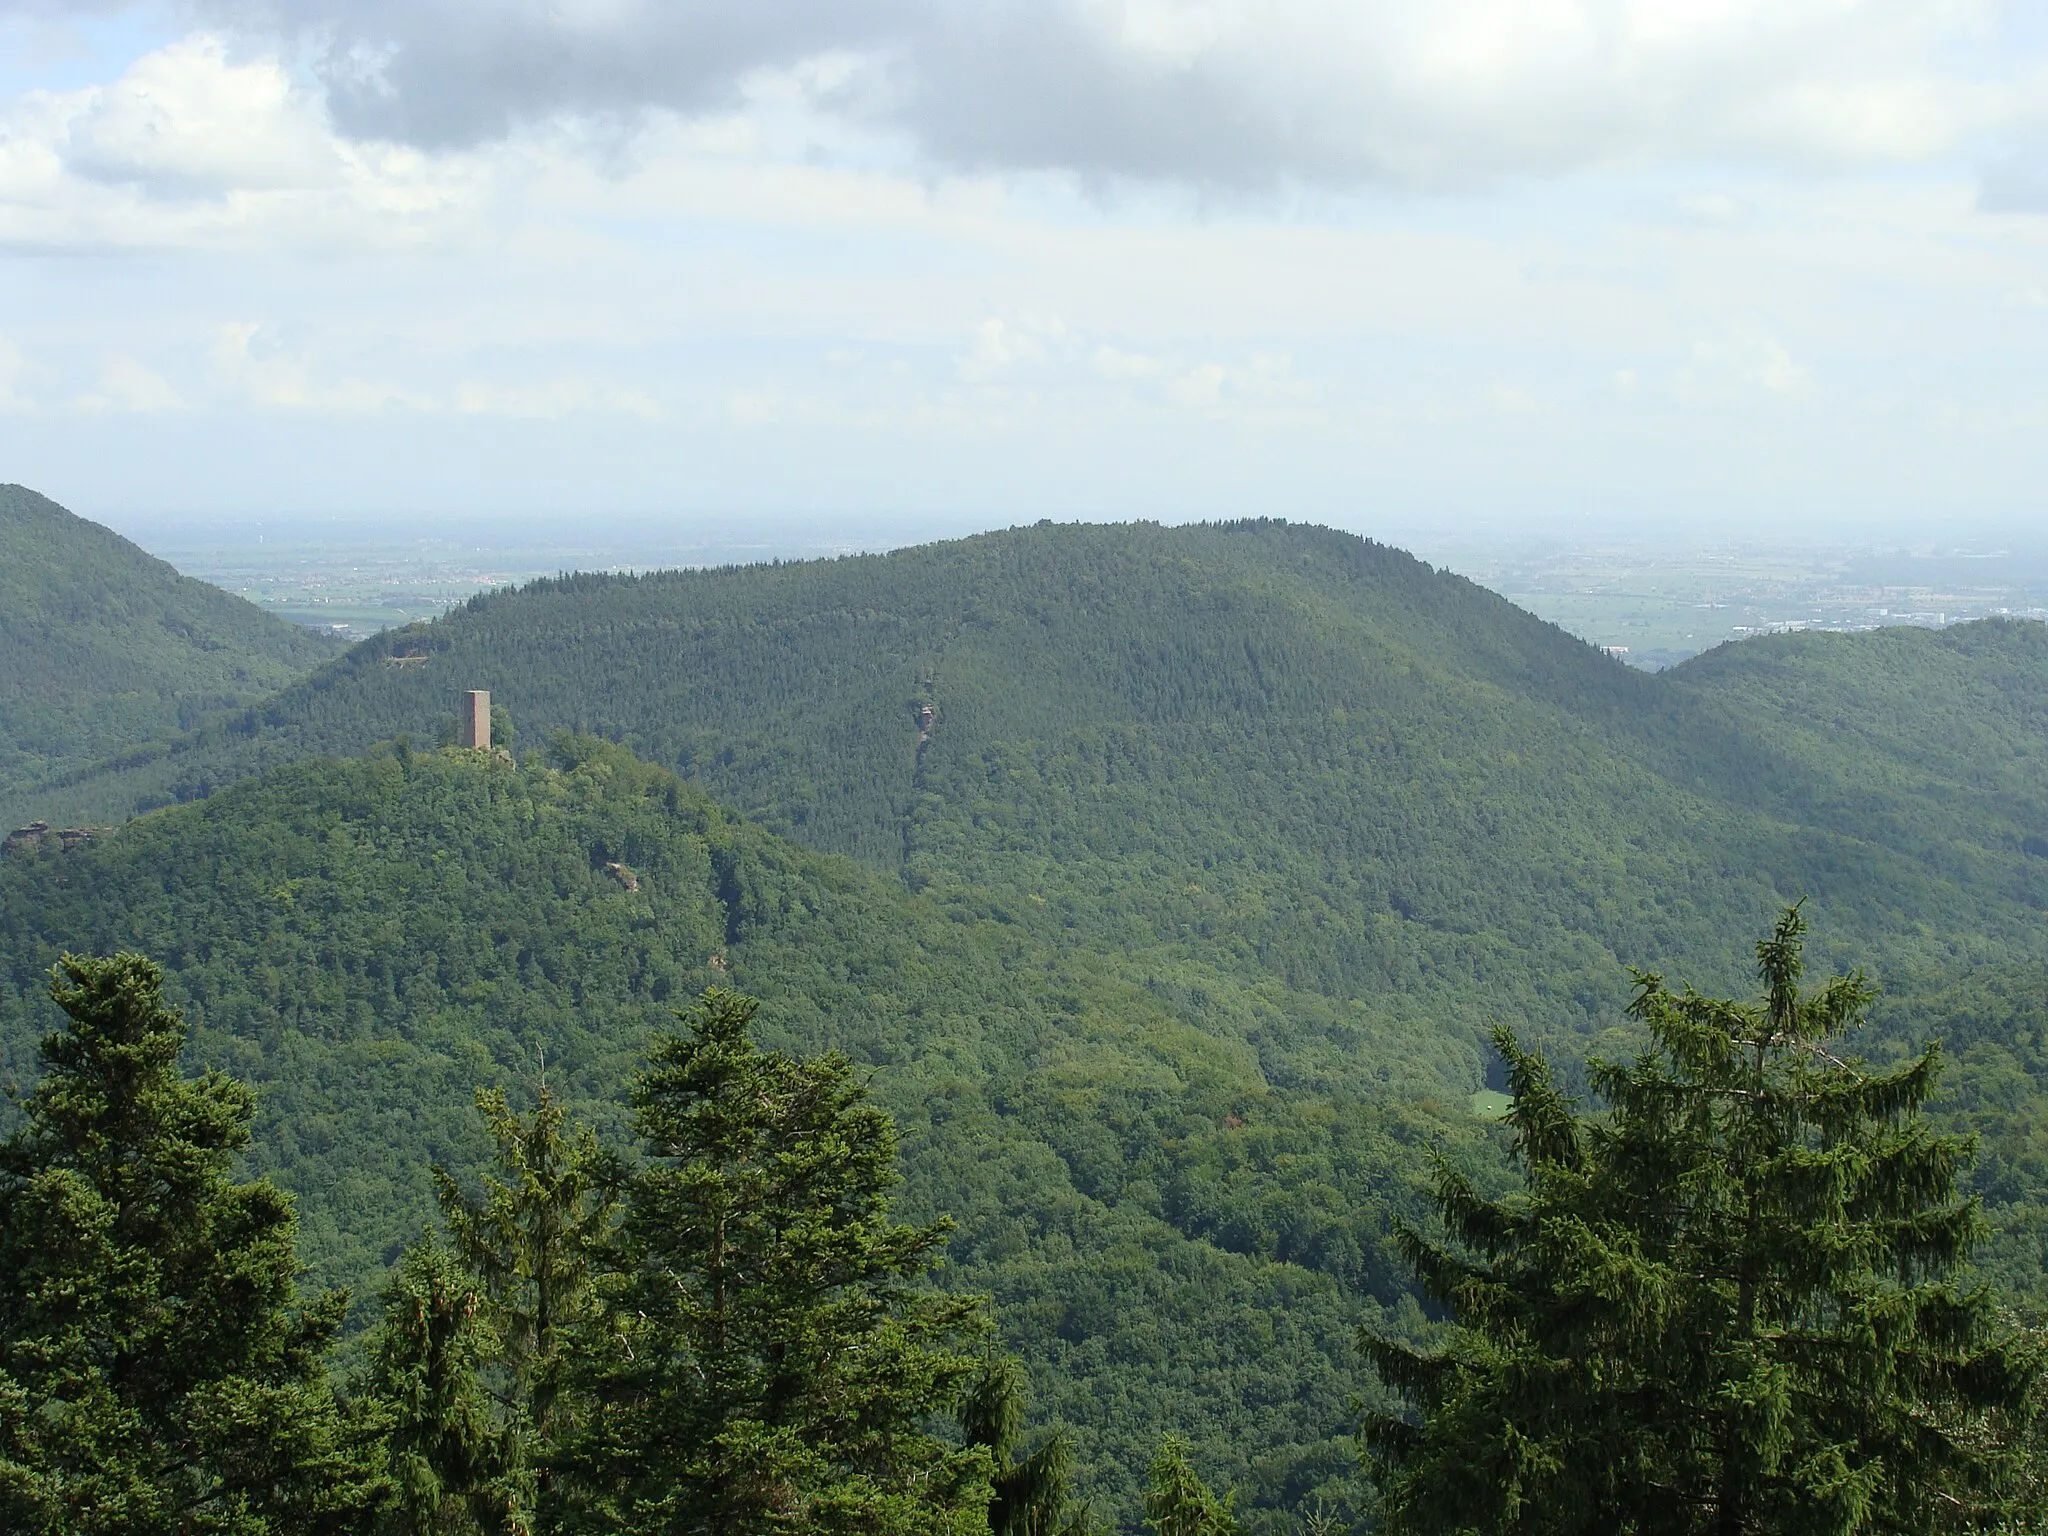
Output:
[[178, 0, 881, 145], [169, 0, 2039, 185]]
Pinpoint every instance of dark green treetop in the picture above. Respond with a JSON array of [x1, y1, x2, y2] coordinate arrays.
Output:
[[368, 1082, 620, 1536], [436, 1084, 620, 1454], [1142, 1438, 1241, 1536], [961, 1358, 1093, 1536], [367, 1242, 516, 1536], [1363, 908, 2040, 1536], [553, 987, 995, 1535], [0, 952, 375, 1534]]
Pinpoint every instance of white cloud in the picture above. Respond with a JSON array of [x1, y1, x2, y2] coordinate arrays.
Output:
[[454, 377, 662, 419], [959, 316, 1077, 380], [211, 321, 432, 412], [1169, 362, 1230, 410], [1092, 345, 1162, 381], [1, 12, 2039, 260], [199, 324, 668, 418], [0, 35, 492, 251], [2, 12, 2046, 528], [962, 323, 1315, 421], [75, 354, 186, 413], [1674, 330, 1815, 406], [60, 36, 336, 192]]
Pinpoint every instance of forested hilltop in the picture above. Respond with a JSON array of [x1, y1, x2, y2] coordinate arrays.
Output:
[[10, 917, 2030, 1535], [0, 486, 335, 814], [7, 514, 2048, 1527], [20, 520, 2048, 1012], [1, 738, 1459, 1525]]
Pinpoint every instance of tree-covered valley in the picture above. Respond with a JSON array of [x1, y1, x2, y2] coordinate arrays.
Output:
[[1, 737, 1459, 1525], [6, 495, 2048, 1531], [0, 486, 336, 813]]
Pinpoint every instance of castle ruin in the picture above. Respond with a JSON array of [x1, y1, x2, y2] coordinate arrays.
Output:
[[459, 689, 491, 750]]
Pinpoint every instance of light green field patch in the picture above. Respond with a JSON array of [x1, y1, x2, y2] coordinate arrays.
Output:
[[1469, 1089, 1514, 1121]]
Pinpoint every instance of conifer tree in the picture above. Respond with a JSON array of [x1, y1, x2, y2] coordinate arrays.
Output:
[[551, 988, 994, 1534], [961, 1359, 1092, 1536], [368, 1243, 516, 1536], [1142, 1438, 1240, 1536], [1363, 908, 2040, 1535], [436, 1084, 620, 1464], [371, 1082, 619, 1534], [0, 953, 376, 1534]]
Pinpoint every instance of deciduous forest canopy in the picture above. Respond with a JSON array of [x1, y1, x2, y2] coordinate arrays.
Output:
[[0, 485, 335, 807], [5, 489, 2048, 1530]]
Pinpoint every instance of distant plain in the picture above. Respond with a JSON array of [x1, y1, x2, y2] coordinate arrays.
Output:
[[125, 515, 2048, 668]]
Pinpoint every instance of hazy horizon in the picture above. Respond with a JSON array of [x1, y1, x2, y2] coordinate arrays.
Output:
[[86, 502, 2048, 563], [84, 495, 2048, 671], [4, 3, 2046, 541]]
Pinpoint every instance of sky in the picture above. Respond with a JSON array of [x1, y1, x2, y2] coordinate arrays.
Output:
[[1, 1, 2046, 541]]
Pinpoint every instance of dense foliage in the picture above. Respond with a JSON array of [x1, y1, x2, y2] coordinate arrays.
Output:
[[1144, 1440, 1243, 1536], [436, 1082, 619, 1479], [1872, 964, 2048, 1306], [962, 1358, 1092, 1536], [8, 514, 2048, 1526], [0, 954, 1133, 1535], [365, 1078, 623, 1533], [18, 520, 2048, 1064], [0, 954, 373, 1534], [0, 485, 332, 815], [555, 988, 995, 1534], [1364, 910, 2038, 1535], [369, 1240, 517, 1534], [1, 741, 1419, 1526]]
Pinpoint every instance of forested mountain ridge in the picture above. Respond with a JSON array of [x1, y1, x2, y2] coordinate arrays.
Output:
[[13, 519, 1680, 836], [0, 737, 1472, 1526], [1666, 619, 2048, 861], [0, 484, 335, 815], [7, 517, 2048, 1524], [18, 519, 2048, 1040]]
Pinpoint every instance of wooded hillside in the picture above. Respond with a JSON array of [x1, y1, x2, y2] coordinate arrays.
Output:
[[0, 485, 333, 815], [2, 738, 1471, 1524], [8, 515, 2048, 1527]]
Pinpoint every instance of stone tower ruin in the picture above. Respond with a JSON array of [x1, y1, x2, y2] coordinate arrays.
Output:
[[459, 689, 491, 750]]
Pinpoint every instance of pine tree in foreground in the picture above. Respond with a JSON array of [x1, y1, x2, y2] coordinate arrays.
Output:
[[0, 953, 377, 1534], [550, 987, 994, 1535], [370, 1081, 619, 1534], [435, 1085, 619, 1442], [1142, 1438, 1240, 1536], [1363, 908, 2041, 1536], [368, 1243, 515, 1536], [961, 1358, 1094, 1536]]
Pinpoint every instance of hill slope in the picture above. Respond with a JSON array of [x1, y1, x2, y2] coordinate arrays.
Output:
[[1665, 619, 2048, 863], [1, 738, 1490, 1527], [0, 484, 334, 816], [9, 519, 2048, 1516], [22, 520, 2048, 1039]]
